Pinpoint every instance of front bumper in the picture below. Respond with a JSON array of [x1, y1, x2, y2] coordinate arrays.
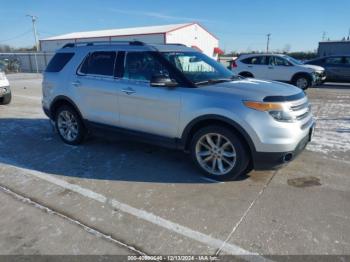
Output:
[[252, 123, 314, 170], [312, 71, 327, 85]]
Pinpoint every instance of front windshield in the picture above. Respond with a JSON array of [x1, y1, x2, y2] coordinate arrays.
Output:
[[161, 52, 235, 85], [284, 56, 303, 65]]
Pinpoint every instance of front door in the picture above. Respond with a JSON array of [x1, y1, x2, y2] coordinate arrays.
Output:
[[118, 51, 181, 138], [265, 56, 292, 82]]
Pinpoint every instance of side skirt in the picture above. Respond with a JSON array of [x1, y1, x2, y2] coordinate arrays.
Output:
[[84, 121, 184, 150]]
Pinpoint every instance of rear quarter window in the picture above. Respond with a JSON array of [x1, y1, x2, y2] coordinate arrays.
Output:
[[46, 53, 74, 72]]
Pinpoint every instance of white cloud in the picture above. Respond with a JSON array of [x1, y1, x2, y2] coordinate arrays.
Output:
[[110, 9, 210, 22]]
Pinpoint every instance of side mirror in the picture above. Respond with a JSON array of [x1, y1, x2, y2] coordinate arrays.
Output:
[[150, 74, 178, 87]]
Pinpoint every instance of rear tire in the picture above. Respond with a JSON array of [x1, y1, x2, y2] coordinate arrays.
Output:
[[0, 92, 11, 105], [190, 126, 250, 181], [55, 105, 86, 145]]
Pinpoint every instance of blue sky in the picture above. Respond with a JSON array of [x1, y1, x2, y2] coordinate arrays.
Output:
[[1, 0, 349, 52]]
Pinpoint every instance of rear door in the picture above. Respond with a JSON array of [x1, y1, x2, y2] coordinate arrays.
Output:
[[73, 51, 120, 126], [240, 56, 268, 79]]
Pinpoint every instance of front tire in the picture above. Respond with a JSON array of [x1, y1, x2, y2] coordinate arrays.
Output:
[[190, 126, 250, 181], [293, 75, 311, 90], [239, 72, 254, 78], [55, 105, 86, 145]]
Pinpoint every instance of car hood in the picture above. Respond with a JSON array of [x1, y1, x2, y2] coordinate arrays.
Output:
[[200, 78, 302, 101], [301, 64, 324, 71]]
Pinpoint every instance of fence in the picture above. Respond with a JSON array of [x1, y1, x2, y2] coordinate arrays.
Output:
[[0, 52, 55, 73]]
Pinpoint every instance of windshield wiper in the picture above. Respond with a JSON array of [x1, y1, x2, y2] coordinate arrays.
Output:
[[195, 78, 233, 85]]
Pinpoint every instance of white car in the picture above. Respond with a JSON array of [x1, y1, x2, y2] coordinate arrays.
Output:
[[231, 54, 326, 89], [0, 70, 11, 105]]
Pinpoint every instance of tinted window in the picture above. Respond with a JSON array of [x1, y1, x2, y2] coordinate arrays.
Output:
[[80, 51, 116, 76], [269, 56, 290, 66], [46, 53, 74, 72], [326, 57, 343, 65], [124, 52, 169, 81], [241, 56, 267, 65]]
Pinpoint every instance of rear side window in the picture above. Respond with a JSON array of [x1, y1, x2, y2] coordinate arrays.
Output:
[[46, 53, 74, 72], [241, 56, 267, 65], [80, 51, 116, 76]]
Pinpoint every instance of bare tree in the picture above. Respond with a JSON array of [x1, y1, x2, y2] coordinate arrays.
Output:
[[0, 45, 12, 52]]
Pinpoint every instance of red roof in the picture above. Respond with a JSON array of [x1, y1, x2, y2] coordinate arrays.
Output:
[[214, 47, 224, 55]]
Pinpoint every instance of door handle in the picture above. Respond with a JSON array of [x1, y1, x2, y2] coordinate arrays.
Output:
[[71, 80, 81, 87], [121, 87, 136, 95], [248, 66, 253, 68]]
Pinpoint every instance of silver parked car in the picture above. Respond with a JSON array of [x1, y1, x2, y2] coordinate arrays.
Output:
[[42, 41, 315, 180]]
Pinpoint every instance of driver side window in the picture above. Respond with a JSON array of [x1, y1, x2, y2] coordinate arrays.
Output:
[[269, 56, 290, 66], [124, 52, 169, 81]]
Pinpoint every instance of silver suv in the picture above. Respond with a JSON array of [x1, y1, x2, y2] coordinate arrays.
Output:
[[42, 42, 315, 180]]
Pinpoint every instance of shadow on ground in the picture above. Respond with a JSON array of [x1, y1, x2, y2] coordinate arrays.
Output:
[[0, 118, 250, 184], [314, 82, 350, 89]]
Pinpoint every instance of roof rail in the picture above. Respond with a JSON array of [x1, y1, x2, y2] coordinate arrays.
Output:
[[62, 40, 146, 49]]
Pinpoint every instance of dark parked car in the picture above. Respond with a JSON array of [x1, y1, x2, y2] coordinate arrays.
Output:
[[305, 56, 350, 82]]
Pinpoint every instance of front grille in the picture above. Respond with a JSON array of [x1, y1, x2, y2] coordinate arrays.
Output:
[[291, 101, 308, 111], [289, 98, 312, 123], [296, 111, 310, 120]]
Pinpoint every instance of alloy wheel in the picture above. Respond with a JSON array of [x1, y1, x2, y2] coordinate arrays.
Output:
[[296, 77, 308, 89], [57, 110, 79, 142], [195, 133, 237, 176]]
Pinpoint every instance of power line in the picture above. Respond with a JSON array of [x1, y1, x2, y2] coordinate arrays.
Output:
[[0, 30, 32, 44]]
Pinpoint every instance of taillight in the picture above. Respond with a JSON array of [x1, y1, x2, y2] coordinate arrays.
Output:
[[231, 60, 237, 68]]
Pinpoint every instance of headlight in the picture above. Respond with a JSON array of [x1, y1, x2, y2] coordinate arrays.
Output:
[[268, 110, 295, 122], [243, 101, 295, 122]]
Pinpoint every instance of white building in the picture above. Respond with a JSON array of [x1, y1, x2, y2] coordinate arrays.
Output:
[[40, 23, 223, 59]]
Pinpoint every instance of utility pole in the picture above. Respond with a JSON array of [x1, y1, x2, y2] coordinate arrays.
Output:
[[26, 14, 39, 73], [266, 33, 271, 53], [322, 31, 327, 41]]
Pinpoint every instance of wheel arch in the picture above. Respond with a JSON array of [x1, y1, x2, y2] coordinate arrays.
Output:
[[180, 115, 256, 159], [49, 96, 84, 121], [238, 71, 254, 78], [291, 72, 312, 83]]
